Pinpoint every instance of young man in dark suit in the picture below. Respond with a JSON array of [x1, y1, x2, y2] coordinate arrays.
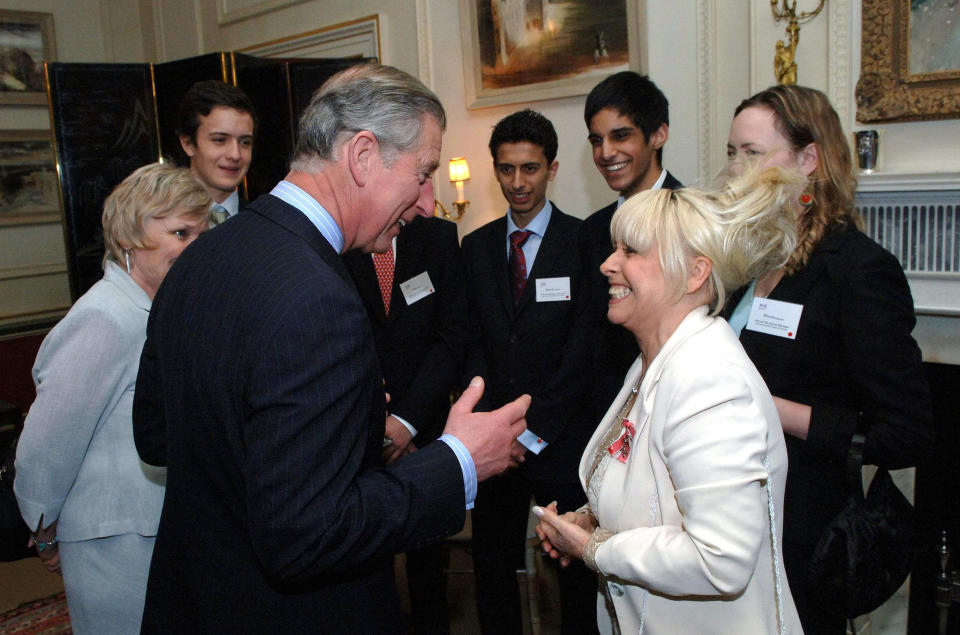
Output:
[[344, 213, 471, 634], [177, 80, 256, 222], [580, 72, 683, 418], [461, 109, 598, 635], [133, 64, 530, 634]]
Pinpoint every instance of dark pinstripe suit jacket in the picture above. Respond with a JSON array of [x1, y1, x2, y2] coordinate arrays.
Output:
[[134, 194, 465, 633]]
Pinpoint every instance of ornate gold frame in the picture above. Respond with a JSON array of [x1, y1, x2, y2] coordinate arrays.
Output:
[[856, 0, 960, 123]]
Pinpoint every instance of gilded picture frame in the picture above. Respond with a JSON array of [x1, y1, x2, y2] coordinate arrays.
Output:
[[856, 0, 960, 123], [0, 10, 56, 106]]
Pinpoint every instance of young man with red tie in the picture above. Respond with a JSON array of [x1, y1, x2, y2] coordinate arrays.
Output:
[[461, 109, 598, 635]]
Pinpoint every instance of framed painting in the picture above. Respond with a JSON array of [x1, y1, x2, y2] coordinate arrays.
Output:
[[0, 130, 60, 226], [459, 0, 643, 109], [0, 10, 56, 106], [856, 0, 960, 123]]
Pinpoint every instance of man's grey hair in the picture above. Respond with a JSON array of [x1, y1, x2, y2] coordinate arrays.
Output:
[[291, 63, 446, 171]]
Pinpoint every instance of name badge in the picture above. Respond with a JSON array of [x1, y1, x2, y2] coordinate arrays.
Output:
[[399, 271, 435, 306], [746, 297, 803, 339], [535, 276, 571, 302]]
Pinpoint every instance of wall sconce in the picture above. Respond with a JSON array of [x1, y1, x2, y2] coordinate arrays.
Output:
[[436, 157, 470, 221], [770, 0, 825, 86]]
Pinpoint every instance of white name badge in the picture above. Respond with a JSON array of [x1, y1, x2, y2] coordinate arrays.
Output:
[[746, 297, 804, 339], [535, 276, 571, 302], [399, 271, 435, 306]]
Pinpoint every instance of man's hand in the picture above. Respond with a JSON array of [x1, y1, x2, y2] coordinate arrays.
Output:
[[443, 376, 529, 481], [382, 415, 415, 465]]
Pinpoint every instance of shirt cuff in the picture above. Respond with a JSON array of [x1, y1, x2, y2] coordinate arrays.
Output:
[[389, 413, 418, 438], [517, 429, 548, 455], [438, 433, 477, 510]]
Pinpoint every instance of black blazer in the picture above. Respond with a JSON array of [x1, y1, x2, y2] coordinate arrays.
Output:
[[134, 195, 465, 633], [578, 171, 682, 419], [461, 205, 593, 483], [722, 223, 933, 546], [344, 216, 470, 446]]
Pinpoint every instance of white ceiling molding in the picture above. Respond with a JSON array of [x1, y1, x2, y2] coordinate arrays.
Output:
[[216, 0, 307, 27]]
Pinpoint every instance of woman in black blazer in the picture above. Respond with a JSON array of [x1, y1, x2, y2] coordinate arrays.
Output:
[[723, 85, 933, 634]]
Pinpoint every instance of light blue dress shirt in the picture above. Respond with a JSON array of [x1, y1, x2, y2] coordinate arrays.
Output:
[[727, 279, 758, 337]]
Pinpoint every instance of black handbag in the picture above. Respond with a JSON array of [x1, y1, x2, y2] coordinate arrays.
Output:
[[806, 429, 916, 617], [0, 407, 33, 562]]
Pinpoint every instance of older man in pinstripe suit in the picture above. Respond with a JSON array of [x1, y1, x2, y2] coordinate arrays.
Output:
[[133, 63, 529, 634]]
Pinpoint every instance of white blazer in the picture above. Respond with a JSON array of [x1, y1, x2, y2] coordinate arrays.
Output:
[[580, 306, 803, 634], [15, 261, 166, 541]]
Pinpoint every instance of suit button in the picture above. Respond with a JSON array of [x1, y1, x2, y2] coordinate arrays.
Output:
[[509, 334, 518, 344], [608, 582, 624, 597]]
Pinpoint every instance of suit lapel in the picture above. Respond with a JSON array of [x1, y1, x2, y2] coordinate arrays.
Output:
[[393, 220, 427, 317], [485, 218, 515, 318], [248, 194, 351, 287], [346, 251, 387, 323], [768, 230, 842, 304]]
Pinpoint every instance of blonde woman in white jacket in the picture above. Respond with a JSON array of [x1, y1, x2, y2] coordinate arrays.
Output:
[[535, 167, 805, 634]]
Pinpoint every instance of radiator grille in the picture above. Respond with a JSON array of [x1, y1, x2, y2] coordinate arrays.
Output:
[[856, 191, 960, 274]]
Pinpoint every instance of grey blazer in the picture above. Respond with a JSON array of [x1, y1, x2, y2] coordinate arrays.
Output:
[[15, 260, 166, 541]]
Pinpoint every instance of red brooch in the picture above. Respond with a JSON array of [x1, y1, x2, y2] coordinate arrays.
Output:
[[608, 420, 636, 463]]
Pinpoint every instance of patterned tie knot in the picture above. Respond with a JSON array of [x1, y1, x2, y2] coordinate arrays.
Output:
[[510, 229, 532, 249], [211, 204, 229, 226]]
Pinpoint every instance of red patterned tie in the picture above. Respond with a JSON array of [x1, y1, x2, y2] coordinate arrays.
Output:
[[372, 246, 394, 315], [509, 230, 532, 304]]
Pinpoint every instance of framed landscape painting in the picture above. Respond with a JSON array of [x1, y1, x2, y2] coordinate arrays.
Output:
[[0, 10, 56, 105], [0, 130, 60, 226], [460, 0, 642, 109]]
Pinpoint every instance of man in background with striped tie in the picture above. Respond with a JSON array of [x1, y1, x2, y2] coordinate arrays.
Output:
[[177, 80, 257, 224], [344, 212, 471, 634]]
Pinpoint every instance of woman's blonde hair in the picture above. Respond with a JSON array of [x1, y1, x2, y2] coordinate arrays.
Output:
[[734, 85, 860, 274], [610, 165, 803, 314], [101, 162, 211, 267]]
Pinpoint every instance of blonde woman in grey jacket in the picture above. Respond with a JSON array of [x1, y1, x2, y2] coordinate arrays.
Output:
[[15, 163, 209, 634]]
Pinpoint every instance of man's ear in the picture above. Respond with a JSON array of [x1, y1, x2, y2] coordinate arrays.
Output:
[[649, 123, 669, 150], [179, 134, 196, 158], [797, 142, 819, 176], [346, 131, 378, 187], [687, 255, 712, 295], [547, 160, 559, 182]]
